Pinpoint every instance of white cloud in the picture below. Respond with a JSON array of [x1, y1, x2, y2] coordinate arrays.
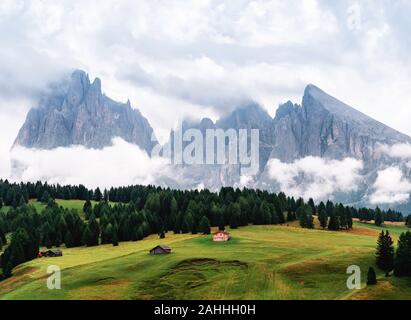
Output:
[[1, 0, 411, 192], [378, 143, 411, 160], [369, 167, 411, 204], [9, 138, 169, 189], [267, 157, 364, 201], [377, 143, 411, 169]]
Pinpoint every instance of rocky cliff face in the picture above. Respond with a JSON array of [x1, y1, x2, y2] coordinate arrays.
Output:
[[12, 72, 411, 210], [13, 70, 156, 153], [160, 84, 411, 210], [268, 85, 411, 167]]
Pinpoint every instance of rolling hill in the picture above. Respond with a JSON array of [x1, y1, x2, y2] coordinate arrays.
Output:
[[1, 201, 410, 300]]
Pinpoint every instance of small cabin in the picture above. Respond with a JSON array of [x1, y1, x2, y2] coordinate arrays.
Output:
[[212, 231, 230, 242], [149, 245, 172, 255], [40, 249, 63, 257]]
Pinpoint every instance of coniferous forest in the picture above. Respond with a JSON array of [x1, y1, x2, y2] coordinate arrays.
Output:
[[0, 179, 409, 280]]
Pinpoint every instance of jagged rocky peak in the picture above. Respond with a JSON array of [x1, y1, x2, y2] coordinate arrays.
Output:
[[267, 84, 411, 165], [13, 70, 157, 153], [275, 100, 300, 119], [301, 84, 411, 143], [302, 84, 371, 124], [217, 102, 272, 129]]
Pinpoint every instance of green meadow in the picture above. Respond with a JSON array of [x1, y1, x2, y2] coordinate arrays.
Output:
[[1, 207, 410, 300], [2, 199, 98, 215]]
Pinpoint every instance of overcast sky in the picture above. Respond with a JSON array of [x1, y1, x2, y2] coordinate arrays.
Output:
[[1, 0, 411, 186]]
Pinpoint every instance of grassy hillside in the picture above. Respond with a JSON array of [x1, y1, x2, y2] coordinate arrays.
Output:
[[353, 220, 407, 238], [1, 218, 410, 300], [1, 200, 410, 300], [1, 199, 98, 215], [28, 199, 99, 214]]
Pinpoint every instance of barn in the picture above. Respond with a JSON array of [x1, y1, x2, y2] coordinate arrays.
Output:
[[149, 245, 172, 255], [212, 231, 230, 242], [39, 249, 63, 257]]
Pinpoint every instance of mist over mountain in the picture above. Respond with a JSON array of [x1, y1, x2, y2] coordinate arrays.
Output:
[[13, 70, 157, 153], [11, 70, 411, 212]]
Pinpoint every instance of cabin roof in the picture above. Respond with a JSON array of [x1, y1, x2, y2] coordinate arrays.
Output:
[[151, 245, 171, 251], [213, 231, 229, 235]]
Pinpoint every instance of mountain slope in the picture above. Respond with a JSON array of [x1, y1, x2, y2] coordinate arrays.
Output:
[[11, 72, 411, 210], [13, 70, 157, 153], [268, 84, 411, 166]]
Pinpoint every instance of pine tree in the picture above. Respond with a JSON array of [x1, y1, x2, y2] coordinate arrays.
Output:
[[173, 212, 182, 234], [298, 205, 314, 229], [394, 231, 411, 277], [199, 216, 211, 234], [338, 204, 348, 229], [374, 207, 384, 227], [82, 226, 95, 247], [11, 241, 26, 266], [217, 212, 225, 231], [259, 201, 271, 225], [41, 191, 50, 204], [159, 230, 165, 239], [286, 210, 296, 222], [308, 198, 316, 215], [112, 228, 119, 246], [328, 211, 340, 231], [367, 267, 377, 285], [346, 207, 353, 229], [55, 231, 62, 248], [0, 228, 6, 246], [3, 262, 12, 278], [318, 207, 328, 229], [43, 233, 52, 249], [326, 200, 334, 217], [88, 214, 100, 246], [64, 230, 74, 248], [130, 189, 140, 205], [229, 205, 240, 229], [83, 199, 92, 219], [18, 195, 26, 207], [376, 230, 394, 276], [94, 188, 103, 202], [101, 223, 113, 244], [136, 227, 144, 240], [182, 213, 193, 234]]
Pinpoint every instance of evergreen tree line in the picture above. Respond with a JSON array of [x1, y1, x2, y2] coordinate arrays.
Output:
[[356, 207, 404, 224], [0, 179, 405, 223], [375, 230, 411, 278], [0, 182, 407, 280]]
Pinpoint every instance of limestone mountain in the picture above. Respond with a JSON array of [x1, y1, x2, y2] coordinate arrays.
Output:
[[12, 72, 411, 210], [13, 70, 157, 153], [267, 84, 411, 167]]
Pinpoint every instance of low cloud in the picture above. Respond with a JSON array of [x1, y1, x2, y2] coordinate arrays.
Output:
[[369, 167, 411, 205], [378, 143, 411, 168], [267, 157, 364, 202], [378, 143, 411, 158], [9, 138, 169, 189]]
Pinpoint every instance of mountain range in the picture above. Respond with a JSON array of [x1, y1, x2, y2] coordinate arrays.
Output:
[[12, 70, 411, 211], [13, 70, 156, 153]]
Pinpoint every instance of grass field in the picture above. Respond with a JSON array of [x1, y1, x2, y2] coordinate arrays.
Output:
[[1, 211, 410, 300], [29, 199, 100, 214], [0, 199, 98, 216]]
